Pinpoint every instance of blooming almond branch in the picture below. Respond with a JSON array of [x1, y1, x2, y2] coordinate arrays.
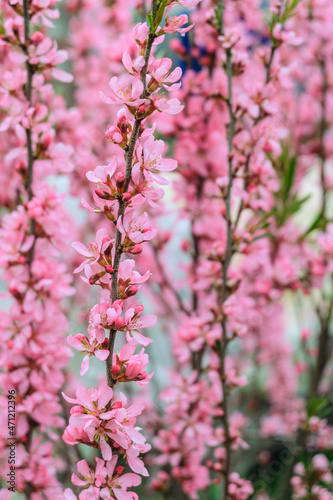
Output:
[[63, 1, 201, 499]]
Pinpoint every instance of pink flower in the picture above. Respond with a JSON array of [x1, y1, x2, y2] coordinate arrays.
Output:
[[133, 22, 165, 48], [97, 456, 141, 500], [122, 51, 145, 75], [117, 210, 157, 245], [86, 159, 119, 187], [148, 57, 182, 92], [62, 385, 114, 460], [72, 459, 97, 487], [112, 343, 153, 385], [273, 23, 303, 46], [133, 136, 177, 185], [149, 93, 184, 115], [89, 300, 124, 330], [67, 327, 109, 376], [71, 228, 113, 273], [131, 169, 165, 206], [100, 77, 146, 109], [123, 307, 156, 346], [162, 15, 193, 37], [28, 36, 73, 81]]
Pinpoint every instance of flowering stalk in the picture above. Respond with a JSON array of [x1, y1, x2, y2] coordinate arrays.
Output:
[[151, 1, 310, 499], [0, 0, 75, 496], [104, 1, 159, 389], [216, 1, 236, 495], [63, 1, 199, 498]]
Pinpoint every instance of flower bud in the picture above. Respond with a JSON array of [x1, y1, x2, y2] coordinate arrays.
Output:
[[114, 316, 125, 329], [111, 364, 121, 377], [89, 271, 105, 285], [105, 265, 114, 273], [115, 172, 125, 184], [105, 125, 122, 143], [130, 244, 143, 254], [31, 31, 44, 45], [136, 104, 146, 119], [95, 189, 114, 200], [123, 285, 139, 298], [122, 192, 131, 202], [112, 401, 123, 409], [70, 405, 83, 415], [135, 304, 144, 315], [125, 362, 141, 379]]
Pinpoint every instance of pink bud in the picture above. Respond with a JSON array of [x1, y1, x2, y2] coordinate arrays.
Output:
[[105, 125, 122, 143], [115, 466, 124, 475], [89, 271, 105, 285], [127, 285, 139, 297], [130, 244, 143, 254], [101, 237, 111, 245], [105, 265, 114, 273], [125, 362, 141, 379], [31, 31, 44, 45], [115, 172, 125, 183], [17, 255, 26, 264], [114, 316, 125, 329], [70, 405, 83, 415], [301, 328, 311, 341], [181, 240, 190, 251], [117, 108, 128, 124], [41, 133, 52, 148], [95, 189, 113, 200], [112, 401, 122, 409], [122, 192, 131, 202], [135, 304, 144, 315], [7, 340, 14, 349], [111, 364, 121, 377]]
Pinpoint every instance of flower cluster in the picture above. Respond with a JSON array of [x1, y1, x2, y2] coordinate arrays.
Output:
[[142, 0, 333, 498], [0, 0, 75, 496], [62, 1, 200, 498]]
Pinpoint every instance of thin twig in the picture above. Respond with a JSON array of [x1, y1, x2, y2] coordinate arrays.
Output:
[[218, 0, 234, 497]]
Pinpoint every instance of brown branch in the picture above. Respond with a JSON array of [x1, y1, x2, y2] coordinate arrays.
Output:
[[22, 3, 36, 498], [218, 1, 235, 497]]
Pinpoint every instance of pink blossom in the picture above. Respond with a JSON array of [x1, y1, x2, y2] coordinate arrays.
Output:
[[123, 307, 156, 346], [100, 77, 146, 108], [71, 228, 113, 273], [117, 210, 157, 245], [148, 57, 182, 92], [133, 136, 177, 185], [67, 327, 109, 375]]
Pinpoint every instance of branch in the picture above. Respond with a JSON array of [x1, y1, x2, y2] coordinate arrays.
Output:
[[105, 0, 158, 390], [218, 0, 235, 497]]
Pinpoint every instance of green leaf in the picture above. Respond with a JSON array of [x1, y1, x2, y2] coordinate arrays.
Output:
[[307, 395, 331, 418], [282, 0, 303, 22], [153, 0, 168, 32], [299, 211, 327, 240], [252, 232, 274, 242], [282, 154, 297, 202], [147, 13, 153, 29]]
